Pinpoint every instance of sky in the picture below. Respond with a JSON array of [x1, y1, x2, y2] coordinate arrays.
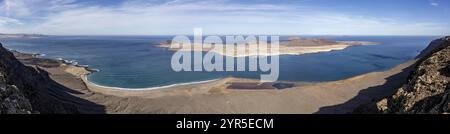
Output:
[[0, 0, 449, 35]]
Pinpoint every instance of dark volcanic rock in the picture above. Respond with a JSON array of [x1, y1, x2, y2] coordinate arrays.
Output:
[[355, 36, 450, 114], [0, 77, 34, 114], [0, 43, 80, 114]]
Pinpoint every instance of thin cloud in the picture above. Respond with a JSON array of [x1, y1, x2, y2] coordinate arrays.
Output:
[[429, 0, 439, 6], [0, 0, 448, 35], [0, 0, 30, 17], [0, 16, 22, 25]]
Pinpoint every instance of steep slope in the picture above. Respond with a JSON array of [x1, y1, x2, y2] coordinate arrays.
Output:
[[0, 43, 80, 114], [0, 73, 34, 114], [356, 36, 450, 114]]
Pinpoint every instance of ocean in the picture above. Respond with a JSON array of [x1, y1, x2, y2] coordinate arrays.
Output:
[[0, 35, 439, 89]]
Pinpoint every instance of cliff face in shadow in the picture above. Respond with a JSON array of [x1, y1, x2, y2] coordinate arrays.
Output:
[[0, 43, 103, 114], [1, 72, 34, 114], [355, 36, 450, 114]]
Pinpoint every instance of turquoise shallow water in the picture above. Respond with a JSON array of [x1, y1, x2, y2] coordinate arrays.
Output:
[[0, 35, 439, 89]]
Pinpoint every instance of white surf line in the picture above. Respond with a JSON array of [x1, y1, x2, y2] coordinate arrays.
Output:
[[81, 75, 220, 91]]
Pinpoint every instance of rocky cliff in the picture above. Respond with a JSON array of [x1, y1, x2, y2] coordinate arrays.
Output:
[[356, 36, 450, 114], [0, 73, 34, 114], [0, 43, 80, 114]]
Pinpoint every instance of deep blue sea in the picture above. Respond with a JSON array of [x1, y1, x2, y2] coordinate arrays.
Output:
[[0, 35, 439, 89]]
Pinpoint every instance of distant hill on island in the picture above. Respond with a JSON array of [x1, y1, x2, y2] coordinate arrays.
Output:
[[0, 33, 46, 39]]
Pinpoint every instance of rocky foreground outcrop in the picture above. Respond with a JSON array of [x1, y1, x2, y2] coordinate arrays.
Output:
[[0, 43, 80, 114], [0, 75, 34, 114], [356, 36, 450, 114]]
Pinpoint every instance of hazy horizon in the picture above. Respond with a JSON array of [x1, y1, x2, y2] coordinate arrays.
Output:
[[0, 33, 446, 36]]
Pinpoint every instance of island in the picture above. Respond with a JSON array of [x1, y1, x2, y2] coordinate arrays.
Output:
[[0, 33, 45, 39], [158, 37, 380, 57]]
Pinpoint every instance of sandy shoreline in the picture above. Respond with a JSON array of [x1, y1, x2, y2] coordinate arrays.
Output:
[[82, 75, 222, 91], [10, 49, 414, 113]]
